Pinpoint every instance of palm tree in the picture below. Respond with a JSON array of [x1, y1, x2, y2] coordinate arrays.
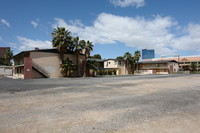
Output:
[[124, 52, 133, 74], [51, 27, 72, 63], [60, 58, 76, 77], [134, 50, 141, 72], [87, 60, 97, 76], [73, 37, 84, 76], [83, 40, 94, 77]]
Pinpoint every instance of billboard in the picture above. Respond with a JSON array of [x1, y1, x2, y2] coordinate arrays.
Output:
[[142, 49, 155, 59]]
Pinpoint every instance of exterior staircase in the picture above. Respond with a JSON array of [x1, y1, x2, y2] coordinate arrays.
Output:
[[32, 61, 50, 78]]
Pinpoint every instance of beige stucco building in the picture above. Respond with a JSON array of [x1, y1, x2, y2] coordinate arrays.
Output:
[[13, 49, 85, 79], [139, 60, 179, 74], [104, 59, 128, 75], [154, 56, 200, 72], [103, 59, 179, 75]]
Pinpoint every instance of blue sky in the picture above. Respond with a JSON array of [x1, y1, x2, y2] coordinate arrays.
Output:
[[0, 0, 200, 59]]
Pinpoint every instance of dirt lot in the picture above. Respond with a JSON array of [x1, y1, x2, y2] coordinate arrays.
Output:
[[1, 74, 200, 133]]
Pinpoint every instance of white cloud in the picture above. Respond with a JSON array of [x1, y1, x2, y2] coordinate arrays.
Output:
[[16, 36, 51, 51], [173, 24, 200, 52], [53, 18, 84, 34], [0, 18, 10, 28], [0, 36, 2, 40], [52, 13, 200, 56], [31, 21, 38, 28], [109, 0, 145, 8], [53, 13, 177, 55]]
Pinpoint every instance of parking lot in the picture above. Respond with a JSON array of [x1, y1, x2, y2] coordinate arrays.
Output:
[[1, 74, 200, 133]]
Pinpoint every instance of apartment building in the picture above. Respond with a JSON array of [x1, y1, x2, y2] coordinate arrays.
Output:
[[139, 60, 179, 74], [154, 56, 200, 71], [13, 49, 85, 79], [104, 59, 128, 75]]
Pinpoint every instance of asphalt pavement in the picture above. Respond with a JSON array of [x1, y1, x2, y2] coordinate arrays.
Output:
[[0, 74, 200, 133]]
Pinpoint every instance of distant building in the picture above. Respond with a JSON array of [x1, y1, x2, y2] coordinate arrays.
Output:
[[103, 59, 178, 75], [104, 59, 128, 75], [154, 56, 200, 71], [142, 49, 155, 60], [139, 60, 179, 74]]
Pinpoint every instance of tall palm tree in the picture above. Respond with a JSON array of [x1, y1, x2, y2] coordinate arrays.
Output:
[[124, 52, 133, 74], [51, 27, 72, 63], [134, 50, 141, 72], [73, 36, 84, 76], [83, 40, 94, 77]]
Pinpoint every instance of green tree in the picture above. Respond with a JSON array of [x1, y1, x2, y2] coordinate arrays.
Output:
[[90, 54, 101, 59], [73, 36, 84, 76], [4, 49, 13, 66], [60, 58, 76, 77], [0, 58, 5, 65], [190, 62, 197, 73], [51, 27, 72, 63], [83, 40, 94, 77], [134, 50, 141, 72], [116, 56, 124, 60]]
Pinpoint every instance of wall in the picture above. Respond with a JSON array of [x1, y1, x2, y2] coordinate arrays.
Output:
[[30, 52, 85, 78], [104, 60, 118, 68], [0, 66, 13, 76], [139, 70, 153, 74], [32, 68, 45, 78], [30, 52, 63, 77], [168, 62, 179, 73], [24, 58, 32, 79], [117, 61, 127, 75]]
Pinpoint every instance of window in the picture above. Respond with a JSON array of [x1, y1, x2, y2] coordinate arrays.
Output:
[[118, 61, 121, 65]]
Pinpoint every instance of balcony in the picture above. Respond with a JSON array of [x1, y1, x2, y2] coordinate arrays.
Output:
[[140, 65, 168, 69]]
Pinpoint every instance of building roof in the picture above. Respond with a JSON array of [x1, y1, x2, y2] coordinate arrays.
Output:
[[0, 47, 10, 58], [154, 56, 200, 62], [13, 48, 82, 58], [88, 58, 105, 62], [139, 60, 178, 64], [104, 58, 124, 62]]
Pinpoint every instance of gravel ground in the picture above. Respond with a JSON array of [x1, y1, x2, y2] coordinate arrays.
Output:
[[0, 74, 200, 133]]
